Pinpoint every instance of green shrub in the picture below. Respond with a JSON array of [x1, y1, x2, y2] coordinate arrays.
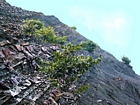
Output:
[[40, 43, 101, 91], [76, 84, 90, 94], [36, 26, 67, 44], [23, 19, 67, 44], [122, 56, 131, 65], [81, 40, 98, 52], [23, 19, 44, 34], [71, 26, 77, 30]]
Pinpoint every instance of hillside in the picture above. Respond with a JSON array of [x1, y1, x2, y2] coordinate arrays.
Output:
[[0, 0, 140, 105]]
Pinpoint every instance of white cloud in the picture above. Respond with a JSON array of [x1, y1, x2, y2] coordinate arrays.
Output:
[[67, 5, 132, 50]]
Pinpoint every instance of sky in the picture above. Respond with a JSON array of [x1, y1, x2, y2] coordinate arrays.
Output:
[[6, 0, 140, 75]]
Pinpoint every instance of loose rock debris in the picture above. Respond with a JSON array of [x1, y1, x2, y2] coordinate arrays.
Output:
[[0, 1, 76, 105]]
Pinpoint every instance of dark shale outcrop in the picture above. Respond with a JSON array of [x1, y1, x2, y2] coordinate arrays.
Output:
[[0, 0, 140, 105]]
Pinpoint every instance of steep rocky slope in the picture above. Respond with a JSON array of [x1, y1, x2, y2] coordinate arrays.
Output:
[[0, 0, 140, 105]]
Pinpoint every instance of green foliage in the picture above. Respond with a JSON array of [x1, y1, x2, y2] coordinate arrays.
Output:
[[40, 43, 101, 91], [36, 26, 67, 44], [76, 84, 90, 94], [23, 19, 44, 34], [81, 40, 98, 52], [71, 26, 77, 30], [23, 19, 67, 44], [122, 56, 131, 65]]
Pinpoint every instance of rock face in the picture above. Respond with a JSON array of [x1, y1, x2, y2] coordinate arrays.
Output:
[[0, 0, 140, 105], [78, 49, 140, 105]]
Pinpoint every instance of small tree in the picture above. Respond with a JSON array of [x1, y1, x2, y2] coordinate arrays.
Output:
[[81, 40, 98, 52], [122, 56, 131, 65], [40, 43, 101, 91], [36, 26, 67, 44], [71, 26, 77, 30], [23, 19, 44, 34], [23, 19, 67, 44]]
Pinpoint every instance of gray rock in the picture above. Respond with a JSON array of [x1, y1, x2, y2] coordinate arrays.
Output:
[[0, 0, 140, 105]]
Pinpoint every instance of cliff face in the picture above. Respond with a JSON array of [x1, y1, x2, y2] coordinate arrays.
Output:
[[78, 49, 140, 105], [0, 0, 140, 105]]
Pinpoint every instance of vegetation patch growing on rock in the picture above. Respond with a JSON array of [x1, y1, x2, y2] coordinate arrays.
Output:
[[23, 19, 67, 44], [122, 56, 131, 65], [40, 43, 101, 93], [71, 26, 77, 30], [81, 40, 98, 52]]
